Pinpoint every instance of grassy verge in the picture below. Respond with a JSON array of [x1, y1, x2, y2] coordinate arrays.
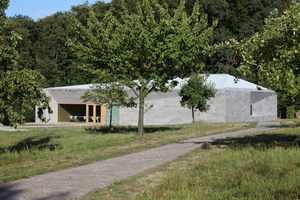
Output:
[[80, 121, 300, 200], [0, 122, 256, 183]]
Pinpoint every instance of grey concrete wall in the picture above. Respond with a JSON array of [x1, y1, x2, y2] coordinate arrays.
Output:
[[35, 90, 58, 123], [44, 89, 94, 104], [225, 88, 251, 122], [120, 90, 193, 125], [225, 88, 277, 122], [194, 90, 226, 123], [250, 91, 277, 121], [120, 90, 226, 125]]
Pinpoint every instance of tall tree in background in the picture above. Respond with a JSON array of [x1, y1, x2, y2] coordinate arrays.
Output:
[[3, 0, 296, 89], [0, 0, 20, 72], [203, 0, 294, 76], [5, 15, 36, 71], [68, 0, 217, 137]]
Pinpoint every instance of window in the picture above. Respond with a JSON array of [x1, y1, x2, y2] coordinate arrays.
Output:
[[250, 105, 253, 115]]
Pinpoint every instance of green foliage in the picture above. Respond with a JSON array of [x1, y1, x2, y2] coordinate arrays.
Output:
[[179, 74, 217, 122], [0, 69, 52, 127], [1, 0, 296, 90], [229, 4, 300, 104], [203, 0, 291, 76], [0, 1, 52, 127], [287, 106, 295, 119], [81, 83, 137, 127], [0, 0, 21, 72], [81, 83, 137, 109], [68, 0, 217, 136], [4, 15, 36, 71]]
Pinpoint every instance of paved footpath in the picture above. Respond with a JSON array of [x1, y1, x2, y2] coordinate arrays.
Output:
[[0, 122, 281, 200]]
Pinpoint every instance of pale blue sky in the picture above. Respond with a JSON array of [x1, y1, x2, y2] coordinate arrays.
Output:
[[6, 0, 111, 21]]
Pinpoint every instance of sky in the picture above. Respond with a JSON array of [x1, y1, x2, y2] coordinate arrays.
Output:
[[6, 0, 111, 21]]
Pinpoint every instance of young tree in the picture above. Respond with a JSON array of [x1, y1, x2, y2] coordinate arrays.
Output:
[[68, 0, 217, 136], [228, 4, 300, 104], [179, 74, 217, 122], [81, 83, 136, 129]]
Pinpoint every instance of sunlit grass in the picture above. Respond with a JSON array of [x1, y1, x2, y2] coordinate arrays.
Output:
[[80, 121, 300, 200], [0, 122, 256, 183]]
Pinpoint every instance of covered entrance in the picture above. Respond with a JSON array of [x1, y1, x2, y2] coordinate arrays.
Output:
[[58, 104, 112, 124]]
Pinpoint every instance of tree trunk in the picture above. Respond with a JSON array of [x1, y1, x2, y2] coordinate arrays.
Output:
[[192, 106, 195, 123], [138, 97, 144, 137], [109, 105, 113, 130]]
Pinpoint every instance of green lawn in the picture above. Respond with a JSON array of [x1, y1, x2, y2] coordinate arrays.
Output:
[[0, 122, 256, 183], [79, 120, 300, 200]]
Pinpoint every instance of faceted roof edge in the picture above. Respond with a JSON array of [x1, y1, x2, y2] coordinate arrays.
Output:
[[44, 74, 273, 92]]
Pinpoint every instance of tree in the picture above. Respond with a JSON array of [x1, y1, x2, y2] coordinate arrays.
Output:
[[203, 0, 291, 76], [81, 83, 136, 129], [229, 4, 300, 105], [0, 0, 52, 127], [68, 0, 217, 137], [179, 74, 217, 122], [0, 69, 53, 128], [0, 0, 20, 73], [5, 15, 36, 71]]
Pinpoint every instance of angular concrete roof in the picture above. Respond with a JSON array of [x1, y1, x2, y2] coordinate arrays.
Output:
[[173, 74, 271, 91], [45, 74, 272, 92]]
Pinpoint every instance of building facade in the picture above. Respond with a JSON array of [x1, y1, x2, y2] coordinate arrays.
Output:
[[36, 74, 277, 125]]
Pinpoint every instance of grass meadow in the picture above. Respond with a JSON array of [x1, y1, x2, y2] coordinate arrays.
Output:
[[80, 120, 300, 200], [0, 122, 256, 183]]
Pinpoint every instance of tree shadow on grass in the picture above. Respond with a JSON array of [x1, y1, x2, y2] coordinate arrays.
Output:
[[0, 136, 61, 154], [280, 120, 300, 128], [281, 123, 300, 128], [212, 133, 300, 150], [85, 126, 182, 135]]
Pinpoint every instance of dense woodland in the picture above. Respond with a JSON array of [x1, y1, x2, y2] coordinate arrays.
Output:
[[2, 0, 298, 120]]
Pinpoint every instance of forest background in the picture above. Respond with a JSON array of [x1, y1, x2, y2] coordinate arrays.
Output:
[[2, 0, 297, 121]]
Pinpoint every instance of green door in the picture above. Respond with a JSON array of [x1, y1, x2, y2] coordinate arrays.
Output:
[[106, 106, 119, 124]]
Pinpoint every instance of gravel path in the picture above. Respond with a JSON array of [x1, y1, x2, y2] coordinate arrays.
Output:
[[0, 122, 282, 200]]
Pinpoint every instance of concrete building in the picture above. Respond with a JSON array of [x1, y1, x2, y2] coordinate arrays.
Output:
[[36, 74, 277, 125]]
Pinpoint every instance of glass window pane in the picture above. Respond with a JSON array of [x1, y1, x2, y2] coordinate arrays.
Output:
[[96, 105, 101, 123], [88, 105, 94, 122]]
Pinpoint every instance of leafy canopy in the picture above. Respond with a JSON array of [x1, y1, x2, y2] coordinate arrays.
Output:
[[68, 0, 217, 136], [81, 82, 137, 128], [229, 4, 300, 104], [81, 83, 136, 109], [0, 69, 52, 127], [0, 0, 52, 127], [179, 74, 217, 122]]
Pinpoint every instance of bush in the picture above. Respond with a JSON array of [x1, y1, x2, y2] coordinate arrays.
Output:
[[286, 106, 295, 119]]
